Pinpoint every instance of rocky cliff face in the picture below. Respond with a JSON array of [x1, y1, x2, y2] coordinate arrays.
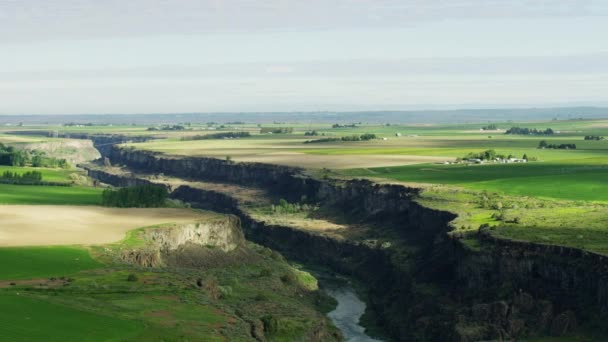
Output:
[[119, 216, 244, 268], [91, 145, 608, 340]]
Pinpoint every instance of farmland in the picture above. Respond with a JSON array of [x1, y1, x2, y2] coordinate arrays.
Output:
[[3, 116, 608, 340], [121, 118, 608, 257], [0, 206, 213, 246]]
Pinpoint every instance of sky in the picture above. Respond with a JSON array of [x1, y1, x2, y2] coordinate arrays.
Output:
[[1, 1, 608, 114]]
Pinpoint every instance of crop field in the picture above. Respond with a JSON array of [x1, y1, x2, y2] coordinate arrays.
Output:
[[0, 205, 213, 246], [129, 119, 608, 171], [0, 184, 102, 205], [0, 294, 144, 341], [0, 246, 101, 280]]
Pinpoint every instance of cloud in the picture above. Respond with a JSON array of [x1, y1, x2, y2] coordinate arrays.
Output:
[[1, 0, 606, 42]]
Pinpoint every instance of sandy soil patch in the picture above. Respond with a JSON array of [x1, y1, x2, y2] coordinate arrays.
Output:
[[0, 206, 209, 247], [234, 152, 452, 169]]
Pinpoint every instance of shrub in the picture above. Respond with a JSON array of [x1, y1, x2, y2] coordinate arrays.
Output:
[[127, 274, 138, 282], [261, 315, 279, 335]]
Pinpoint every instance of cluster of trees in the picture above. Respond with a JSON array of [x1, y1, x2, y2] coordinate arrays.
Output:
[[260, 127, 294, 134], [304, 130, 319, 136], [271, 199, 317, 214], [63, 122, 96, 127], [505, 127, 554, 135], [459, 149, 533, 161], [0, 144, 69, 168], [584, 135, 605, 140], [461, 149, 506, 161], [147, 124, 187, 131], [303, 133, 377, 144], [0, 170, 43, 184], [538, 140, 576, 149], [481, 124, 498, 130], [331, 123, 358, 128], [181, 132, 251, 141], [101, 185, 168, 208]]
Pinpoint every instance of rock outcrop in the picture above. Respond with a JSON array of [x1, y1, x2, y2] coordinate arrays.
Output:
[[119, 216, 244, 268]]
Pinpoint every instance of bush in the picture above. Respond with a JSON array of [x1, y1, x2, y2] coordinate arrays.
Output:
[[261, 315, 279, 335], [127, 274, 138, 282]]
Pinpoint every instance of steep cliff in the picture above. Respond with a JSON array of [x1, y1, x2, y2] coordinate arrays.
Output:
[[119, 216, 245, 268]]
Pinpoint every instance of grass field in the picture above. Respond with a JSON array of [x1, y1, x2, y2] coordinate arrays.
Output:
[[0, 165, 75, 183], [0, 184, 102, 205], [341, 162, 608, 201], [0, 246, 101, 280], [0, 294, 144, 341]]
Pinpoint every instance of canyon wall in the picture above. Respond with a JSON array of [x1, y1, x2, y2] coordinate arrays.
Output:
[[90, 146, 608, 340]]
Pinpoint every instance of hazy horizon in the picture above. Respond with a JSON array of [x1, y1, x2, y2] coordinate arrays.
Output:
[[2, 1, 608, 115]]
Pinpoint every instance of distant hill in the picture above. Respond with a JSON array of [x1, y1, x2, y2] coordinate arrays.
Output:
[[1, 107, 607, 125]]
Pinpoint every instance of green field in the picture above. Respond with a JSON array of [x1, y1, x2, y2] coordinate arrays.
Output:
[[0, 294, 144, 341], [0, 184, 102, 205], [0, 165, 75, 183], [0, 246, 102, 280], [342, 162, 608, 201]]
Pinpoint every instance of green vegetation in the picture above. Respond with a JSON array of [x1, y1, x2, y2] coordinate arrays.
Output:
[[181, 131, 251, 140], [0, 228, 338, 340], [0, 170, 42, 184], [0, 166, 74, 183], [260, 127, 294, 134], [0, 143, 70, 169], [505, 127, 554, 135], [102, 185, 168, 208], [0, 184, 102, 205], [304, 133, 377, 144], [0, 246, 102, 280], [0, 294, 144, 341], [538, 140, 576, 149], [147, 124, 187, 131]]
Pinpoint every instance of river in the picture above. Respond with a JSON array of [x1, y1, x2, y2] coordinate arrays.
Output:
[[323, 282, 383, 342]]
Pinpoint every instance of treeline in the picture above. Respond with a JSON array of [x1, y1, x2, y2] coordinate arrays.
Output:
[[482, 124, 498, 130], [584, 135, 604, 140], [458, 149, 533, 161], [331, 123, 358, 128], [304, 133, 377, 144], [505, 127, 554, 135], [538, 141, 576, 149], [101, 185, 168, 208], [260, 127, 293, 134], [0, 144, 69, 168], [0, 170, 42, 184], [147, 125, 187, 131], [181, 132, 251, 141]]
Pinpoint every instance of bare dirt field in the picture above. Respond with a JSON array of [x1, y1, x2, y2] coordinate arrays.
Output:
[[0, 206, 210, 247], [234, 152, 450, 169]]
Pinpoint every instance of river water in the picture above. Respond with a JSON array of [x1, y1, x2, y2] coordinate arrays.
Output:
[[324, 284, 383, 342]]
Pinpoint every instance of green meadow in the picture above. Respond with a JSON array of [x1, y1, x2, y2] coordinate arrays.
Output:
[[0, 247, 102, 280], [0, 294, 144, 341], [0, 165, 75, 183], [341, 162, 608, 202], [0, 184, 102, 205]]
